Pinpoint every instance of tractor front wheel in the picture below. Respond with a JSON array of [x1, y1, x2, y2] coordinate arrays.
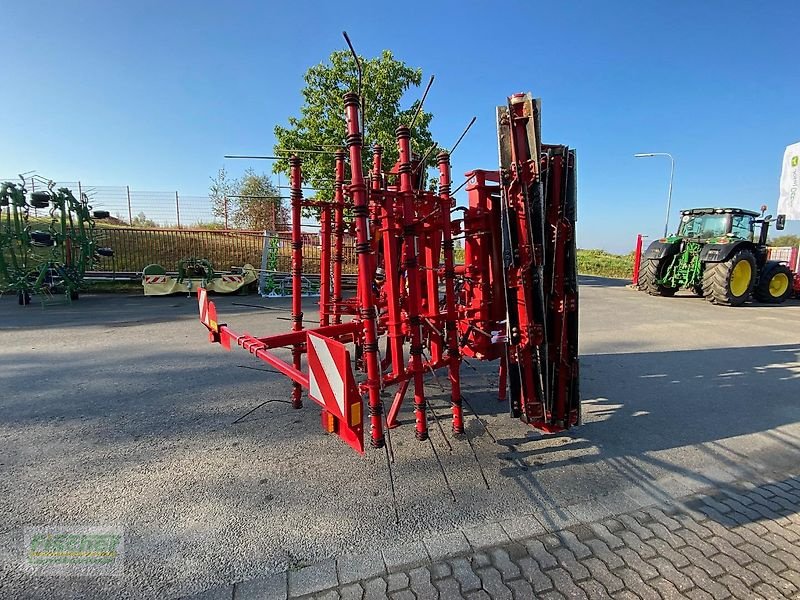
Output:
[[754, 264, 794, 304], [639, 259, 678, 297], [702, 249, 757, 306]]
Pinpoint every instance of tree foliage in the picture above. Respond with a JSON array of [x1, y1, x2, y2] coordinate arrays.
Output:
[[208, 167, 287, 231], [770, 234, 800, 247], [209, 167, 238, 224], [130, 211, 158, 228], [273, 49, 439, 207]]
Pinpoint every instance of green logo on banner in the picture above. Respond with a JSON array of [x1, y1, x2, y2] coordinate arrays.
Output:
[[793, 156, 799, 167]]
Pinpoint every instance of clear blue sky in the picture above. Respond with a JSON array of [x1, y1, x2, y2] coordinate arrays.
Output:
[[2, 0, 798, 251]]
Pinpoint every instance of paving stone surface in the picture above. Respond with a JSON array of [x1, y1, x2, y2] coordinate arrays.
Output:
[[285, 474, 800, 599]]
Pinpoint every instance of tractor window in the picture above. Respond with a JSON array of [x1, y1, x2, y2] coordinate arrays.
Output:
[[678, 214, 729, 239], [730, 215, 754, 240]]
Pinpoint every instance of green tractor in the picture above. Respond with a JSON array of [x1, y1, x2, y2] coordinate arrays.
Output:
[[639, 207, 793, 306]]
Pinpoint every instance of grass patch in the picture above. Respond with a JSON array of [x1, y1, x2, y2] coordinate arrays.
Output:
[[576, 249, 635, 279]]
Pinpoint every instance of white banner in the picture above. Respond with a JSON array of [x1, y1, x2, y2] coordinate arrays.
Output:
[[778, 142, 800, 220]]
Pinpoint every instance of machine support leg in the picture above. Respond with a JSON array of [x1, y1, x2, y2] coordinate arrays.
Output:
[[332, 150, 346, 325], [498, 353, 508, 403], [437, 151, 464, 433], [345, 92, 384, 448], [387, 378, 410, 429], [320, 203, 331, 327], [290, 156, 304, 409], [376, 145, 405, 379], [397, 125, 428, 441]]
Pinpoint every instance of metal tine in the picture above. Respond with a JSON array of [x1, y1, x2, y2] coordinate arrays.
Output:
[[464, 424, 491, 490], [421, 353, 489, 488], [231, 398, 292, 424], [375, 346, 396, 464], [236, 364, 281, 374], [451, 177, 471, 195], [276, 148, 340, 155], [461, 356, 501, 391], [428, 434, 457, 503], [224, 155, 282, 160], [418, 349, 454, 452], [449, 116, 477, 156], [424, 393, 491, 490], [459, 393, 498, 444], [409, 74, 435, 131], [342, 31, 365, 142], [413, 143, 438, 174], [425, 396, 453, 453], [383, 438, 400, 523]]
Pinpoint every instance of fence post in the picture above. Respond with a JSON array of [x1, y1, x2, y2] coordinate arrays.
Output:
[[175, 191, 181, 228], [632, 233, 644, 286], [126, 185, 133, 224]]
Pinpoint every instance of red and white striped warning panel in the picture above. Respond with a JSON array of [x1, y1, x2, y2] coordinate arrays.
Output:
[[197, 287, 221, 337], [143, 275, 167, 284], [221, 275, 244, 283], [306, 331, 364, 453], [198, 288, 209, 326]]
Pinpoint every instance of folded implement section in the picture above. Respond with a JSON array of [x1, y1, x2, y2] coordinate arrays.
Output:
[[496, 93, 579, 431], [197, 89, 580, 459]]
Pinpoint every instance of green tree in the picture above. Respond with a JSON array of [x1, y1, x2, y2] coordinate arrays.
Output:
[[770, 234, 800, 247], [209, 168, 287, 230], [209, 166, 237, 225], [273, 49, 438, 208], [130, 211, 158, 228], [232, 168, 287, 230]]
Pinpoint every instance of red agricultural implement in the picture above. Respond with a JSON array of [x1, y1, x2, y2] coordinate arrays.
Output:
[[198, 91, 579, 464]]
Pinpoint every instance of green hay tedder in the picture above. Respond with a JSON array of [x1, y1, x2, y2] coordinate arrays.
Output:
[[0, 177, 113, 305]]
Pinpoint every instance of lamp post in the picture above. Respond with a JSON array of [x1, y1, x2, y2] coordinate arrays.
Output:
[[634, 152, 675, 237]]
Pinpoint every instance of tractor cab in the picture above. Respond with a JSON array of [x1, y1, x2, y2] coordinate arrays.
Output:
[[677, 208, 760, 242]]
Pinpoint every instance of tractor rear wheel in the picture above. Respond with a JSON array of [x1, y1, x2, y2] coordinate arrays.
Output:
[[754, 263, 793, 304], [639, 259, 678, 297], [702, 249, 757, 306]]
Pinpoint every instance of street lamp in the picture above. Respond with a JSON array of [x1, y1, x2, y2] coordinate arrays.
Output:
[[634, 152, 675, 237]]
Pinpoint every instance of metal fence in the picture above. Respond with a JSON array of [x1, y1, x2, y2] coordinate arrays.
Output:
[[2, 177, 233, 228], [93, 227, 358, 274]]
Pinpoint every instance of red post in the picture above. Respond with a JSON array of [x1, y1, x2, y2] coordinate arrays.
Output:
[[498, 353, 508, 403], [289, 156, 304, 409], [331, 149, 346, 325], [319, 202, 331, 327], [437, 151, 464, 433], [344, 92, 384, 448], [397, 125, 428, 441], [791, 246, 800, 294], [375, 146, 404, 379], [632, 233, 644, 286]]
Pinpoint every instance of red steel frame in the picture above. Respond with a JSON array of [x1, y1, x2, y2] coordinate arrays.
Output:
[[632, 234, 644, 286], [198, 90, 580, 455]]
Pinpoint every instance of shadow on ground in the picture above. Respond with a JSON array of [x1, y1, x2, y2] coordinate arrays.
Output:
[[489, 343, 800, 510]]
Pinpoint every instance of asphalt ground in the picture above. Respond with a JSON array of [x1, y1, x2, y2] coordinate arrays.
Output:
[[1, 279, 799, 598]]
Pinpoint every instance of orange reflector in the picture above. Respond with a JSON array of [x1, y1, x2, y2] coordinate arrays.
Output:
[[321, 410, 336, 433], [350, 402, 361, 428]]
